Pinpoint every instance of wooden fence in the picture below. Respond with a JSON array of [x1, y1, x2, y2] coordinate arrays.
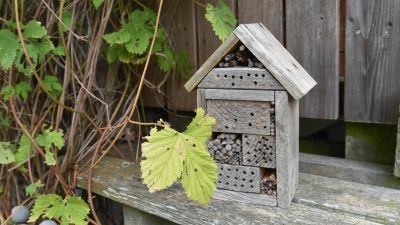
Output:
[[142, 0, 400, 124]]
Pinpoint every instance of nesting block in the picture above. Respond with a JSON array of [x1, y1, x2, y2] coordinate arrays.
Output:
[[216, 163, 262, 193], [208, 133, 242, 165], [242, 134, 276, 168], [207, 99, 271, 135]]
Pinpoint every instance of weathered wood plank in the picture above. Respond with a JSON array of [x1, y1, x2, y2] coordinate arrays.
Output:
[[295, 173, 400, 224], [396, 108, 400, 176], [242, 134, 276, 168], [76, 156, 395, 224], [345, 0, 400, 124], [275, 91, 299, 208], [213, 189, 277, 207], [205, 89, 274, 101], [238, 0, 284, 44], [286, 0, 340, 119], [185, 33, 240, 92], [123, 205, 174, 225], [207, 99, 271, 135], [198, 67, 284, 90], [196, 89, 206, 110], [234, 24, 317, 100], [216, 163, 262, 193], [299, 152, 400, 189]]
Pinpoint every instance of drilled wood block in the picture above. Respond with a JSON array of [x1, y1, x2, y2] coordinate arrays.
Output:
[[216, 163, 261, 193], [242, 134, 276, 168], [207, 100, 271, 135], [198, 67, 284, 90]]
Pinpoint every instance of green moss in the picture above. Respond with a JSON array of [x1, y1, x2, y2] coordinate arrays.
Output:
[[346, 123, 396, 165]]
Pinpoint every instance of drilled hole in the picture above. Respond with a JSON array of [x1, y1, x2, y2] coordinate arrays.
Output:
[[241, 184, 244, 187], [240, 76, 243, 79], [218, 180, 221, 183], [247, 73, 251, 77], [254, 81, 258, 85], [249, 180, 253, 183], [255, 74, 258, 77], [216, 74, 220, 78], [227, 175, 230, 178], [226, 182, 229, 185], [248, 123, 252, 126], [225, 126, 229, 129], [234, 118, 237, 122], [242, 178, 246, 181], [251, 171, 255, 175], [262, 74, 265, 77], [250, 113, 254, 116], [224, 74, 228, 78], [250, 185, 254, 188], [231, 83, 235, 86], [231, 75, 235, 79], [243, 171, 247, 174]]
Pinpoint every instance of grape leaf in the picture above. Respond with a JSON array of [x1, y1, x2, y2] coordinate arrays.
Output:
[[176, 51, 193, 78], [42, 75, 63, 97], [34, 127, 64, 166], [93, 0, 104, 9], [0, 142, 15, 164], [23, 21, 47, 39], [29, 194, 90, 225], [141, 108, 217, 204], [205, 0, 237, 41], [5, 20, 24, 29], [53, 45, 66, 56], [26, 180, 44, 196], [157, 45, 175, 72], [30, 40, 54, 61], [60, 10, 72, 32], [0, 29, 19, 71], [15, 81, 33, 100], [103, 29, 131, 45], [14, 45, 38, 76], [0, 85, 16, 101], [14, 133, 36, 170], [0, 111, 10, 126]]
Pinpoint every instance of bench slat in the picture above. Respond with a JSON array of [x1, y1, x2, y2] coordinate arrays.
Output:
[[76, 156, 399, 224]]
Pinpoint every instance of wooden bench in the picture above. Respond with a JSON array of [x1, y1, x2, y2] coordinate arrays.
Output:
[[76, 153, 400, 224]]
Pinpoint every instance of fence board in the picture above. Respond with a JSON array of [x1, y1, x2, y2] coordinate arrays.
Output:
[[238, 0, 284, 44], [286, 0, 340, 119], [162, 0, 198, 111], [345, 0, 400, 124]]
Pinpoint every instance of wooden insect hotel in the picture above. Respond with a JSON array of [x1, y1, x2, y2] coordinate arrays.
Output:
[[185, 23, 317, 208]]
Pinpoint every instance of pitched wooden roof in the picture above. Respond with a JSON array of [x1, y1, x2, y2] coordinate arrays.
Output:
[[185, 23, 317, 100]]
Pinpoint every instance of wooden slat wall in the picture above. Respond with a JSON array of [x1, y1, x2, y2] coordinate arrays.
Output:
[[286, 0, 340, 119], [345, 0, 400, 124], [237, 0, 284, 44]]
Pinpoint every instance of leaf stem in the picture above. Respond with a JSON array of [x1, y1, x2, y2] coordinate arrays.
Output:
[[191, 0, 207, 8]]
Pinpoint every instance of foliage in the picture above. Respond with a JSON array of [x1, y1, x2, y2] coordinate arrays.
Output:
[[205, 0, 237, 41], [29, 194, 90, 225], [0, 142, 15, 164], [26, 180, 44, 197], [141, 108, 217, 204]]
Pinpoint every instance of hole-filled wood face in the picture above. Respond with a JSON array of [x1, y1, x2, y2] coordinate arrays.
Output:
[[216, 163, 261, 193], [208, 100, 271, 135], [242, 134, 276, 168]]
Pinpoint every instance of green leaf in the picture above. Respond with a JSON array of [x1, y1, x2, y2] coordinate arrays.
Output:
[[0, 112, 10, 126], [141, 108, 217, 204], [5, 20, 24, 29], [30, 40, 54, 61], [205, 0, 237, 41], [42, 75, 63, 98], [34, 127, 64, 166], [0, 142, 15, 164], [26, 180, 44, 196], [14, 45, 38, 76], [53, 45, 66, 56], [103, 28, 131, 45], [157, 45, 175, 72], [176, 51, 193, 78], [0, 29, 19, 71], [0, 85, 16, 101], [60, 11, 73, 32], [15, 81, 33, 100], [29, 194, 90, 225], [14, 133, 36, 169], [23, 20, 47, 39], [93, 0, 104, 9]]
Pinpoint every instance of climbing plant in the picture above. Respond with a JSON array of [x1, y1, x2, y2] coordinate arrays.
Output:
[[0, 0, 236, 224]]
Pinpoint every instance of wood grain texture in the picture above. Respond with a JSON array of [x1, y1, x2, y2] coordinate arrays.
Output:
[[275, 91, 299, 208], [198, 67, 284, 90], [216, 163, 261, 193], [207, 99, 271, 135], [76, 155, 400, 224], [185, 33, 240, 92], [123, 205, 175, 225], [196, 89, 206, 110], [238, 0, 284, 44], [242, 134, 276, 168], [205, 89, 274, 101], [286, 0, 340, 119], [163, 0, 198, 111], [234, 23, 317, 100], [345, 0, 400, 124], [213, 189, 277, 206]]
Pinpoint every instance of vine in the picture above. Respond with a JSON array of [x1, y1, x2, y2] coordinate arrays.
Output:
[[0, 0, 237, 224]]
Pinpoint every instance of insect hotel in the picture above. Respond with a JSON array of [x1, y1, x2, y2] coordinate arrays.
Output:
[[185, 23, 317, 208]]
